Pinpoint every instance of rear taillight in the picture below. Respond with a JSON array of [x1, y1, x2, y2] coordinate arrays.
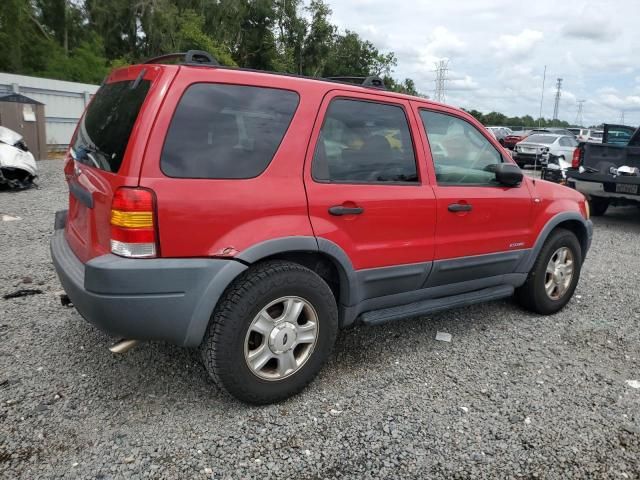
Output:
[[110, 188, 157, 258], [571, 148, 581, 169]]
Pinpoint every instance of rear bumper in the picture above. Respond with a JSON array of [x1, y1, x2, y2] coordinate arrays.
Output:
[[512, 152, 548, 165], [570, 177, 640, 203], [50, 211, 247, 347]]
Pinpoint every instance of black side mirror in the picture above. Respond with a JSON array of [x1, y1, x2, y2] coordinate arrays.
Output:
[[493, 163, 523, 187]]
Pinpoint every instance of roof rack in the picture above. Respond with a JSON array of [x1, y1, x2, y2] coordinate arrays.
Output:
[[141, 51, 390, 92], [144, 50, 219, 66], [325, 76, 386, 90]]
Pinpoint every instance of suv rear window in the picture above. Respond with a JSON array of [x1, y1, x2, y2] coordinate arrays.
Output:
[[72, 79, 151, 173], [161, 84, 299, 179]]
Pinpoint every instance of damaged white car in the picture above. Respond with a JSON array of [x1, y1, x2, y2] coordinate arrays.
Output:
[[0, 126, 37, 189]]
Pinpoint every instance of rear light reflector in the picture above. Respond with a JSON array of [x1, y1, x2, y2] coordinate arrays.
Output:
[[571, 148, 581, 168], [110, 188, 157, 258]]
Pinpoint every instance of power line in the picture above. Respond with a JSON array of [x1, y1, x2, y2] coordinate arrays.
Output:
[[552, 78, 563, 120], [433, 60, 449, 103], [575, 100, 585, 126]]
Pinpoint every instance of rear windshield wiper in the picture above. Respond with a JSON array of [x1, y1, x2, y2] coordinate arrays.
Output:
[[72, 143, 112, 169]]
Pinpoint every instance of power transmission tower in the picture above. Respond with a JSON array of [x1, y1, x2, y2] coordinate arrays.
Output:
[[433, 60, 449, 103], [552, 78, 563, 120], [575, 100, 585, 126], [620, 110, 625, 125]]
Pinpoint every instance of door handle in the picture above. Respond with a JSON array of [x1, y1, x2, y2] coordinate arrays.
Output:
[[328, 206, 364, 216], [448, 203, 472, 213]]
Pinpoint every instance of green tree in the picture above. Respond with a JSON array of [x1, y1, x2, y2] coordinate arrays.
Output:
[[301, 0, 334, 76]]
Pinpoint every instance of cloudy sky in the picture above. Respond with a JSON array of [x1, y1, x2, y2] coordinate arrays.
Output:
[[326, 0, 640, 126]]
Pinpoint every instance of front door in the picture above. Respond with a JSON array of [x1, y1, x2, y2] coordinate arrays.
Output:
[[413, 105, 533, 284], [304, 91, 436, 298]]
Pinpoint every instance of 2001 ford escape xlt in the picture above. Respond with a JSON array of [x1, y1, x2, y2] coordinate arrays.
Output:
[[51, 51, 593, 404]]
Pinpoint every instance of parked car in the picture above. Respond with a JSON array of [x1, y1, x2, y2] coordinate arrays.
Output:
[[602, 124, 633, 145], [569, 124, 639, 215], [486, 126, 512, 145], [577, 128, 604, 143], [503, 130, 531, 149], [512, 134, 578, 168], [50, 50, 593, 404], [567, 128, 581, 137], [530, 127, 575, 137]]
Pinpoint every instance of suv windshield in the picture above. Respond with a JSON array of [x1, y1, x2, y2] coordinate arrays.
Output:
[[71, 79, 151, 173]]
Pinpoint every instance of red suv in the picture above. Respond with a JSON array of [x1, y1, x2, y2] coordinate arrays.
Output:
[[51, 51, 593, 404]]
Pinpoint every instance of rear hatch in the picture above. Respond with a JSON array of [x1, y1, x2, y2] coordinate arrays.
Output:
[[64, 65, 176, 263]]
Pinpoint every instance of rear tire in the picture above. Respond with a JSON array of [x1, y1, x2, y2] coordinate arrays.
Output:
[[200, 260, 338, 404], [516, 228, 582, 315], [589, 196, 609, 216]]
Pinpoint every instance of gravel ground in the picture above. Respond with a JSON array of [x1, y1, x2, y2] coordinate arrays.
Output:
[[1, 160, 639, 479]]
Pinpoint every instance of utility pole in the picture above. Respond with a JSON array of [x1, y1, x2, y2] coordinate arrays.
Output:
[[538, 66, 547, 128], [552, 78, 563, 121], [433, 60, 449, 103], [575, 100, 585, 126]]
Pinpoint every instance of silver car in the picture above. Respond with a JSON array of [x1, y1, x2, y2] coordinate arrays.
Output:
[[513, 134, 578, 168]]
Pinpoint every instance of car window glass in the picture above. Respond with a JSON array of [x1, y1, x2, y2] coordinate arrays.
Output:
[[161, 83, 299, 179], [419, 110, 502, 186], [559, 137, 569, 147], [312, 99, 418, 183], [72, 80, 151, 173]]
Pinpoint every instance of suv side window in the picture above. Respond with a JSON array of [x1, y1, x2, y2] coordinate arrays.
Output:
[[161, 83, 299, 179], [312, 98, 418, 183], [419, 110, 502, 186]]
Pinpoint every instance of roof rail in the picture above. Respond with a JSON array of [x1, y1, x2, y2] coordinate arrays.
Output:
[[325, 75, 386, 90], [143, 50, 219, 66]]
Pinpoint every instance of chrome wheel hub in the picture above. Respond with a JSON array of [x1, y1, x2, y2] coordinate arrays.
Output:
[[244, 296, 319, 381], [268, 322, 297, 354], [544, 247, 574, 300]]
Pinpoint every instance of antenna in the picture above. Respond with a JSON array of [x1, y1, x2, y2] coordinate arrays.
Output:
[[575, 100, 585, 126], [433, 60, 449, 103], [552, 78, 563, 121], [538, 66, 546, 128]]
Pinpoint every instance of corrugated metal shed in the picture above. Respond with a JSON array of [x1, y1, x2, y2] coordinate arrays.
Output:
[[0, 72, 99, 150]]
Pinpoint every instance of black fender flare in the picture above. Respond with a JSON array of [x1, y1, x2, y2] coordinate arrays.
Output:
[[235, 236, 359, 307], [516, 212, 593, 273]]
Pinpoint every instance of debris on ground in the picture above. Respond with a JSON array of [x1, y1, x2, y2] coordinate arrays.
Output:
[[3, 289, 44, 300], [59, 293, 73, 307], [435, 331, 452, 342], [1, 214, 21, 222], [626, 380, 640, 389]]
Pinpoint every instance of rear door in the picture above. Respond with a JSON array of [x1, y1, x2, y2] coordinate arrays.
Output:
[[304, 91, 436, 276], [64, 65, 175, 263], [557, 136, 578, 158], [413, 105, 533, 283]]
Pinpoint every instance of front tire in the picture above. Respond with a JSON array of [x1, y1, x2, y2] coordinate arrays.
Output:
[[201, 260, 338, 404], [516, 228, 582, 314]]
